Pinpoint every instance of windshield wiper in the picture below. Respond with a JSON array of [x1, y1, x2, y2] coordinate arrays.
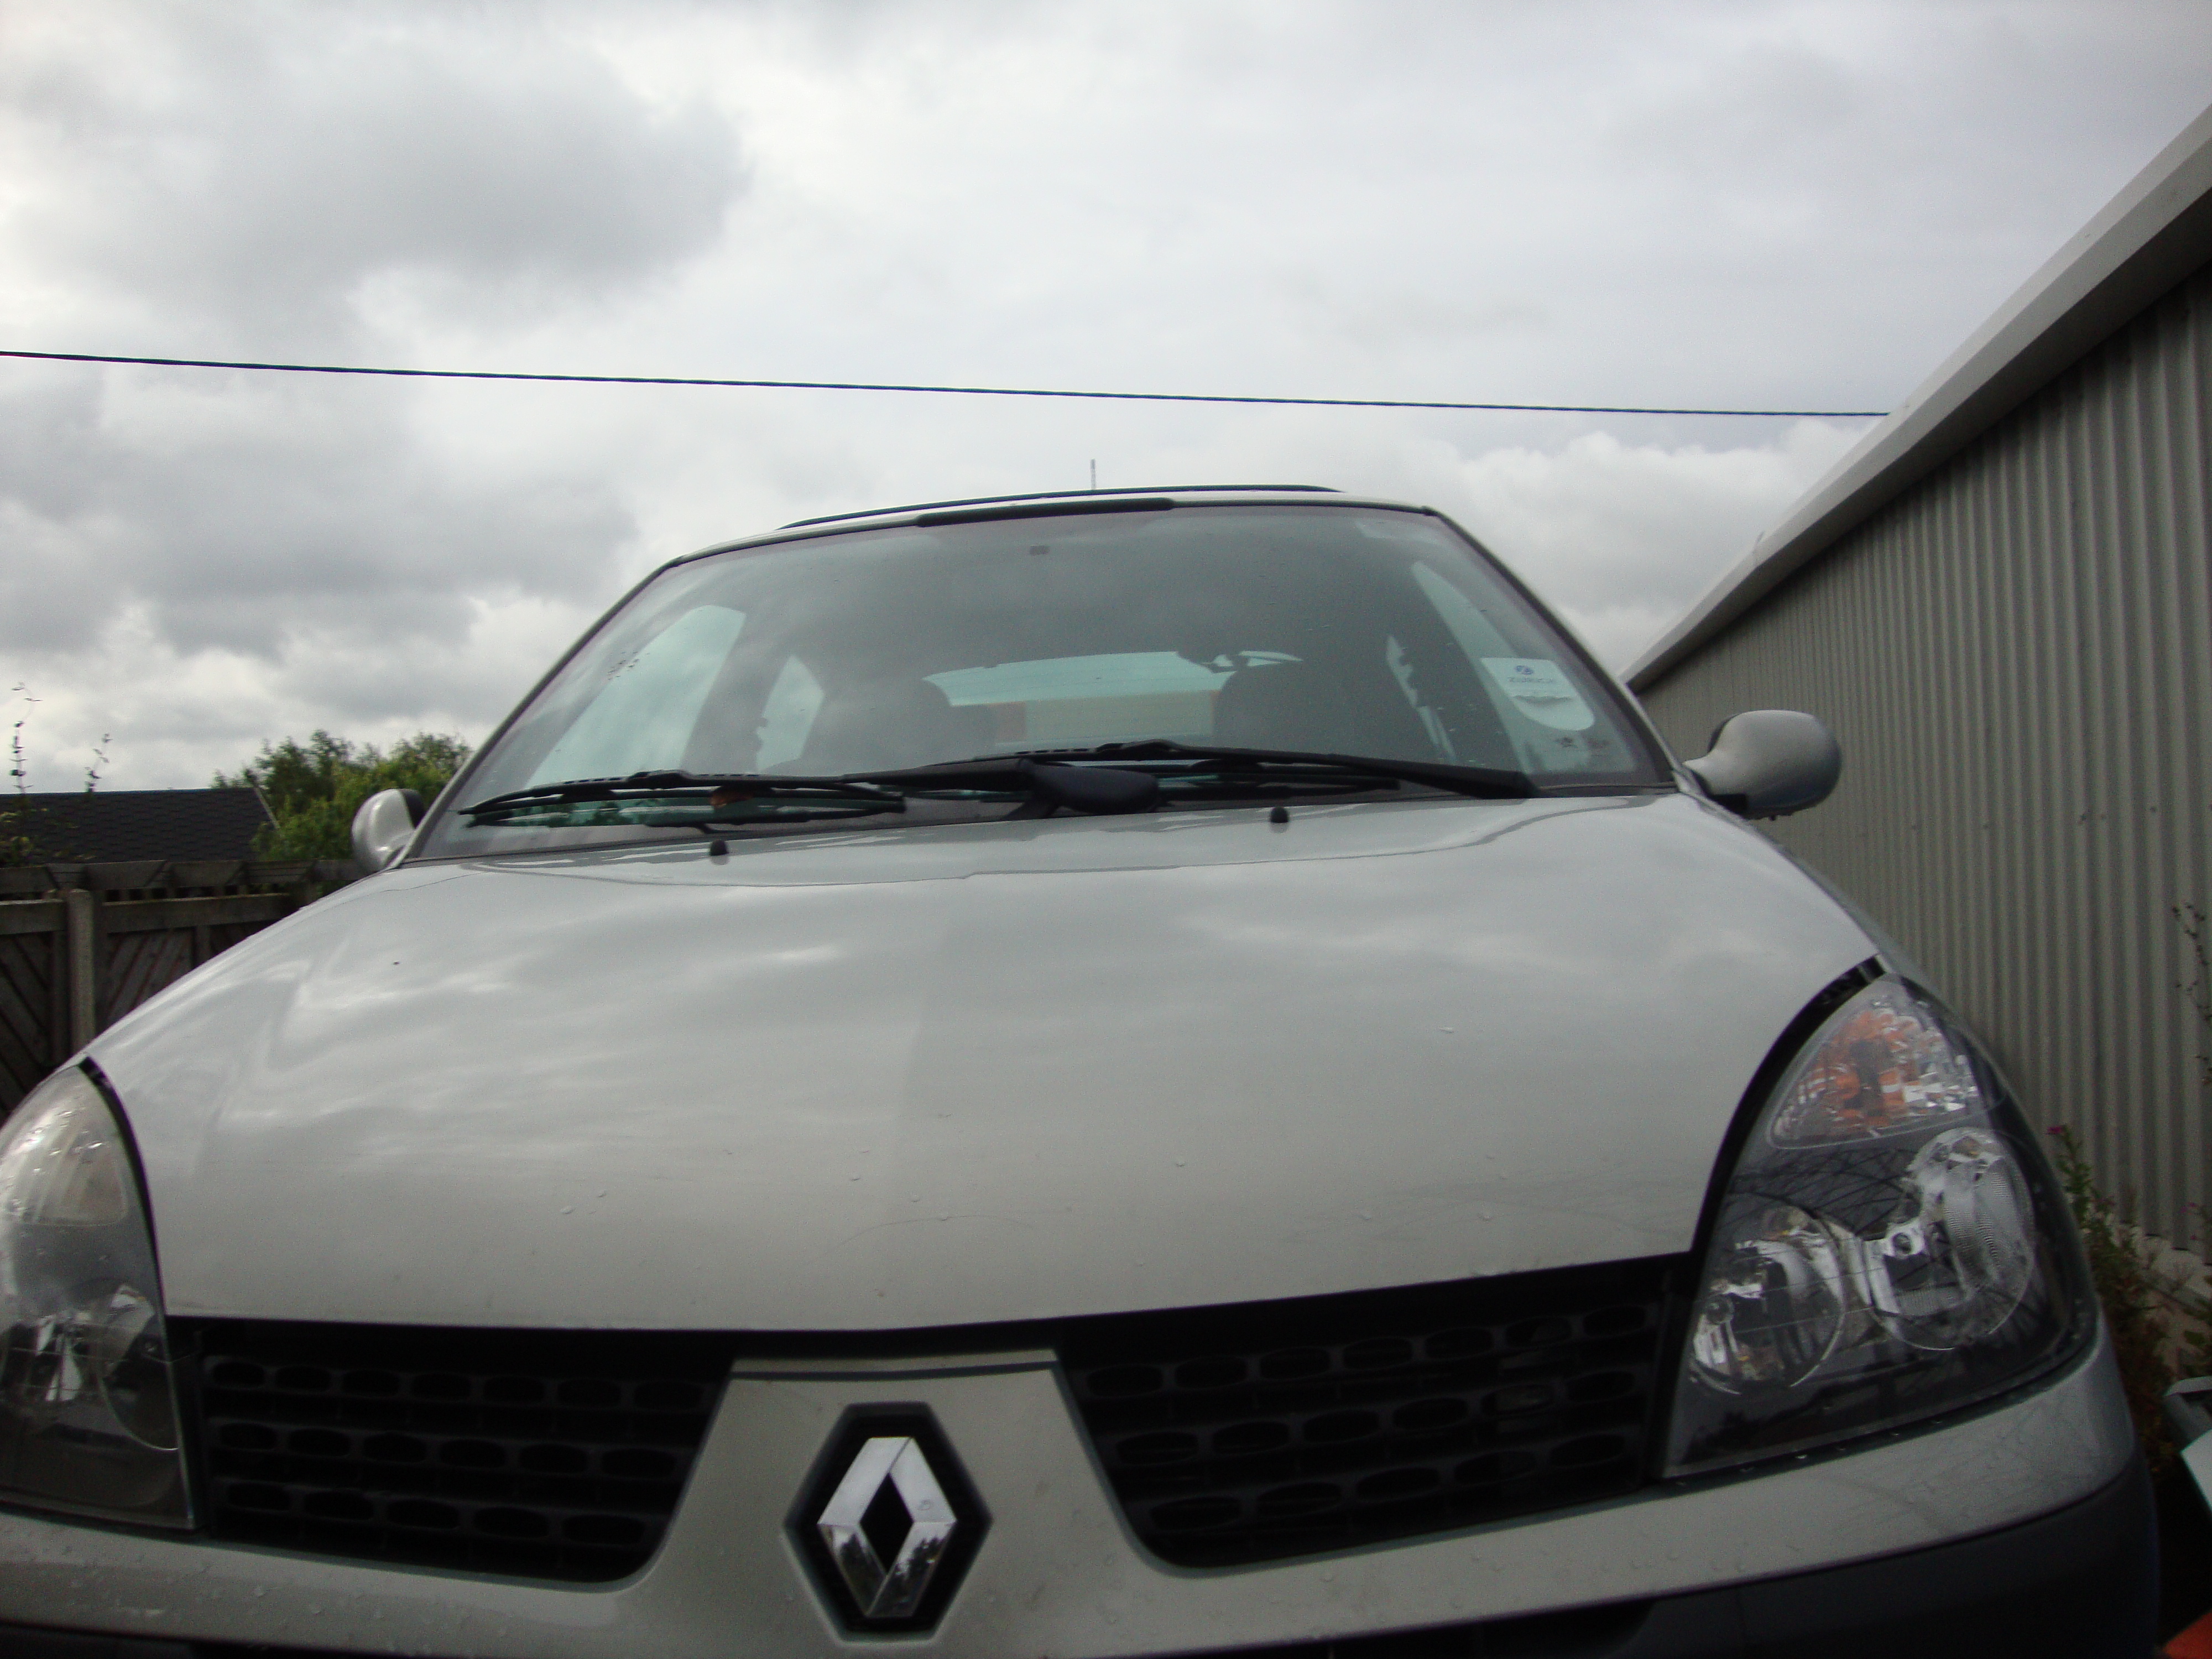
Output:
[[459, 759, 1156, 828], [461, 742, 1526, 830], [851, 756, 1160, 815], [461, 771, 906, 821], [994, 741, 1536, 800]]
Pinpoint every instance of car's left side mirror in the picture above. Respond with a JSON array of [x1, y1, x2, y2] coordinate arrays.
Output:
[[1684, 709, 1841, 820], [351, 787, 427, 873]]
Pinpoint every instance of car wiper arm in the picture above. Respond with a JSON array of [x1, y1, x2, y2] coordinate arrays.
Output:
[[849, 756, 1160, 815], [462, 771, 906, 818], [1005, 741, 1536, 800]]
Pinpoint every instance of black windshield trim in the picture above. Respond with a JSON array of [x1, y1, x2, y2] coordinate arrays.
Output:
[[681, 494, 1426, 566], [781, 484, 1337, 529], [915, 497, 1174, 527]]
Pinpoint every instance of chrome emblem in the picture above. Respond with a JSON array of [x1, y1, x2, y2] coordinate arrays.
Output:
[[818, 1436, 956, 1620], [794, 1412, 987, 1630]]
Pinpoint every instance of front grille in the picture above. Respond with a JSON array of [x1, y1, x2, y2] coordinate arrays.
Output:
[[179, 1262, 1673, 1581], [184, 1322, 733, 1582], [1063, 1258, 1677, 1566]]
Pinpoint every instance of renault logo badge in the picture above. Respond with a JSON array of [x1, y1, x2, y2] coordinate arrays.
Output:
[[792, 1410, 988, 1631]]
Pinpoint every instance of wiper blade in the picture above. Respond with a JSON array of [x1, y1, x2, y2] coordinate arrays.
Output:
[[459, 743, 1525, 827], [1003, 741, 1535, 799], [461, 771, 905, 818], [850, 756, 1160, 815]]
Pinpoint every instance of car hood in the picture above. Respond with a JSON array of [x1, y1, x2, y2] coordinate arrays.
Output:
[[96, 792, 1874, 1331]]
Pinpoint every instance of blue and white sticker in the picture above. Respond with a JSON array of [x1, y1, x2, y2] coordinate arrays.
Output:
[[1481, 658, 1594, 731]]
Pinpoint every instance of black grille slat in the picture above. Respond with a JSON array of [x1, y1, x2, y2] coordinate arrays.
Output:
[[181, 1265, 1672, 1580], [185, 1322, 731, 1582], [1063, 1259, 1674, 1567]]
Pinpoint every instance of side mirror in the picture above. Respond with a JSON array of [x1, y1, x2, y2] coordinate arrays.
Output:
[[350, 787, 426, 873], [1684, 710, 1841, 820]]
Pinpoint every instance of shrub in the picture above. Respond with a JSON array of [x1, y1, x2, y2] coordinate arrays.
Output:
[[216, 731, 472, 862], [2047, 1125, 2183, 1470]]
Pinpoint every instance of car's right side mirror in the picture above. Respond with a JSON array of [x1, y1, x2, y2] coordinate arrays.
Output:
[[1683, 709, 1841, 820]]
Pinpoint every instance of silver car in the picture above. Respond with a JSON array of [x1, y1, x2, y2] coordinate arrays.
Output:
[[0, 488, 2151, 1656]]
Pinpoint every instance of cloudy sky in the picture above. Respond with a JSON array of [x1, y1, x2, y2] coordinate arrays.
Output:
[[2, 1, 2208, 789]]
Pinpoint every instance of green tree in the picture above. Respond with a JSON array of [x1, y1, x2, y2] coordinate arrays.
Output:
[[216, 731, 473, 861]]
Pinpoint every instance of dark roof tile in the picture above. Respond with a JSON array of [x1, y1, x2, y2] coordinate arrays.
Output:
[[4, 790, 273, 862]]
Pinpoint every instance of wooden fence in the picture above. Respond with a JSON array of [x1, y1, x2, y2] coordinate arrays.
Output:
[[0, 859, 360, 1112]]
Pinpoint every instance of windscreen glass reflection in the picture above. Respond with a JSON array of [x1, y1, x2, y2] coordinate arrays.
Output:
[[420, 506, 1659, 853]]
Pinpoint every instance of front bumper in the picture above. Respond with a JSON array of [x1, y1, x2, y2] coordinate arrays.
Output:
[[0, 1331, 2145, 1657]]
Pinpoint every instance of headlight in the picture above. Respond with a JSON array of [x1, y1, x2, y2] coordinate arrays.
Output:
[[0, 1066, 190, 1526], [1665, 975, 2091, 1475]]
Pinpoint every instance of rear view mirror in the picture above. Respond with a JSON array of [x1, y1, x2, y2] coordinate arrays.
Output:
[[350, 787, 427, 873], [1684, 710, 1841, 820]]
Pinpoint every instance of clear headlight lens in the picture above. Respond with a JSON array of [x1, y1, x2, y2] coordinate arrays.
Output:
[[0, 1067, 190, 1526], [1666, 977, 2089, 1475]]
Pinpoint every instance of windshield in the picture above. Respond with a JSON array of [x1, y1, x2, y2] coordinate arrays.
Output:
[[416, 504, 1663, 855]]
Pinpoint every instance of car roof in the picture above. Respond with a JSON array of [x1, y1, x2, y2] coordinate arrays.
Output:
[[779, 483, 1342, 529], [673, 485, 1437, 566]]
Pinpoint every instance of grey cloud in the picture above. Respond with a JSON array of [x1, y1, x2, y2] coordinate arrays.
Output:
[[0, 4, 722, 684], [1440, 424, 1864, 591], [0, 364, 633, 659], [4, 2, 744, 346], [1275, 278, 1551, 359], [1603, 40, 1864, 176]]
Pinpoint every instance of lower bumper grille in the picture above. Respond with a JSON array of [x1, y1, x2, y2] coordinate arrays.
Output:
[[182, 1322, 732, 1582], [1062, 1258, 1676, 1567]]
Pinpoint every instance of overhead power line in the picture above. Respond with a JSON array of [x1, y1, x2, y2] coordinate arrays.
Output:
[[0, 349, 1889, 420]]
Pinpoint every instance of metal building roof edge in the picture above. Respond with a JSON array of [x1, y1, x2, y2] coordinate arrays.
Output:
[[1625, 100, 2212, 693]]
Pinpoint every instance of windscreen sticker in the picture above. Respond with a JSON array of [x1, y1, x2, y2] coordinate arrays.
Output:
[[1481, 658, 1595, 731]]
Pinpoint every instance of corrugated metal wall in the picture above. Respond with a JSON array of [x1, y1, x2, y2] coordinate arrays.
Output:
[[1636, 262, 2212, 1236]]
